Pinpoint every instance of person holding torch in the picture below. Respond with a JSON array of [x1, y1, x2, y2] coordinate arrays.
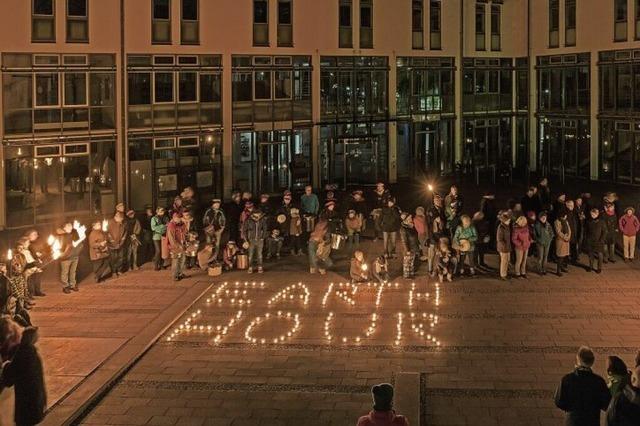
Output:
[[58, 222, 86, 293]]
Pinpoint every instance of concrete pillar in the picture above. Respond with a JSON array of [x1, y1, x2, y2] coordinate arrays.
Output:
[[590, 53, 599, 180], [312, 50, 322, 188], [388, 51, 397, 184], [222, 53, 234, 197]]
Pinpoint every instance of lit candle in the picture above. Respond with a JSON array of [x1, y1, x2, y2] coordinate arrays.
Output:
[[6, 249, 12, 260]]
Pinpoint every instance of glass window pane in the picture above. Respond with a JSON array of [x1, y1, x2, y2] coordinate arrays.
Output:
[[182, 0, 197, 20], [278, 0, 291, 24], [254, 71, 271, 100], [64, 72, 87, 106], [90, 73, 115, 106], [254, 0, 268, 23], [178, 72, 197, 102], [67, 0, 87, 17], [275, 70, 292, 99], [412, 1, 423, 30], [200, 73, 221, 102], [360, 4, 372, 28], [35, 73, 59, 107], [155, 72, 174, 103], [5, 147, 36, 227], [339, 3, 352, 26], [153, 0, 170, 19], [617, 64, 632, 109], [128, 73, 151, 105], [34, 0, 54, 15]]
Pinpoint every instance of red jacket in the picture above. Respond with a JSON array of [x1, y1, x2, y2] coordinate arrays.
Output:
[[356, 410, 409, 426], [511, 224, 532, 250], [413, 215, 427, 237], [619, 214, 640, 237], [166, 221, 186, 255]]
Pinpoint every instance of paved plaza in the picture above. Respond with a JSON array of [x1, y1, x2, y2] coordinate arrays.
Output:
[[2, 237, 636, 426]]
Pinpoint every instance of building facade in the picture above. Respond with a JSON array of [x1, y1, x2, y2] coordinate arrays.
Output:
[[0, 0, 639, 229]]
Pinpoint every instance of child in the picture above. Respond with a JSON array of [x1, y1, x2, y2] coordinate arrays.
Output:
[[289, 208, 304, 256], [345, 209, 363, 254], [435, 237, 456, 283], [619, 207, 640, 262], [373, 255, 389, 284], [222, 241, 239, 271], [266, 228, 284, 259], [350, 250, 369, 283], [453, 215, 478, 276]]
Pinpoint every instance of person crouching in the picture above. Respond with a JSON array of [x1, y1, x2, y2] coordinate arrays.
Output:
[[350, 250, 369, 283]]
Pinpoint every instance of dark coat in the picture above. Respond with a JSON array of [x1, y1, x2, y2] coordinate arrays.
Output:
[[0, 327, 47, 425], [380, 206, 401, 232], [585, 218, 606, 253], [606, 385, 640, 426], [399, 224, 420, 253], [521, 194, 542, 215], [603, 212, 619, 244], [242, 214, 268, 242], [554, 367, 611, 426], [566, 210, 579, 243], [496, 222, 512, 253]]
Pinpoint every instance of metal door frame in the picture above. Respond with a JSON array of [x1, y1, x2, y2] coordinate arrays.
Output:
[[257, 136, 291, 195], [335, 135, 379, 188], [414, 128, 438, 177]]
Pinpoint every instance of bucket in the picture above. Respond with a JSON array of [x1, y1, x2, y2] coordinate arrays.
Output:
[[237, 254, 248, 270], [304, 215, 316, 232], [330, 233, 346, 250], [208, 265, 222, 276]]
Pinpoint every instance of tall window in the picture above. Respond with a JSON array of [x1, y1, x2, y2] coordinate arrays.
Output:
[[549, 0, 559, 47], [152, 0, 171, 44], [475, 3, 486, 51], [412, 0, 424, 49], [636, 0, 640, 39], [181, 0, 199, 44], [66, 0, 88, 42], [430, 0, 441, 49], [360, 0, 373, 49], [32, 0, 55, 42], [490, 4, 501, 51], [615, 0, 628, 42], [253, 0, 269, 46], [278, 0, 293, 47], [565, 0, 576, 46], [339, 0, 353, 48]]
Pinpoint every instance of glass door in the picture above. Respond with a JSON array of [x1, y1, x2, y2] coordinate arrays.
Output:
[[343, 137, 378, 186], [415, 130, 438, 178], [259, 138, 290, 194]]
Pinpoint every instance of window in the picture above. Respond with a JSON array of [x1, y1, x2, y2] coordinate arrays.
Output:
[[35, 73, 59, 107], [254, 71, 272, 100], [178, 72, 197, 102], [490, 4, 501, 51], [275, 70, 292, 99], [475, 3, 486, 51], [278, 0, 293, 46], [64, 73, 87, 106], [549, 0, 559, 47], [128, 73, 152, 105], [430, 0, 441, 49], [360, 0, 373, 48], [636, 0, 640, 39], [154, 72, 174, 103], [200, 73, 221, 102], [66, 0, 88, 42], [232, 72, 253, 102], [339, 0, 353, 48], [152, 0, 171, 44], [254, 0, 269, 46], [412, 0, 423, 49], [615, 0, 628, 42], [32, 0, 55, 42], [564, 0, 576, 46], [181, 0, 199, 44]]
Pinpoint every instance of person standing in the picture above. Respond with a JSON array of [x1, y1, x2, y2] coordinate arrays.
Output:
[[511, 215, 532, 278], [166, 213, 187, 281], [380, 198, 401, 259], [554, 210, 572, 276], [537, 177, 552, 212], [301, 185, 320, 217], [23, 230, 45, 297], [533, 211, 554, 275], [371, 182, 390, 241], [150, 207, 169, 271], [308, 220, 333, 275], [496, 212, 512, 281], [606, 366, 640, 426], [140, 205, 154, 264], [565, 200, 580, 265], [0, 317, 47, 426], [289, 208, 303, 256], [606, 356, 631, 398], [453, 215, 478, 276], [618, 207, 640, 262], [356, 383, 409, 426], [107, 212, 128, 277], [203, 199, 226, 259], [225, 191, 243, 244], [521, 186, 542, 215], [58, 222, 83, 293], [554, 346, 611, 426], [603, 203, 619, 263], [241, 209, 268, 274], [125, 210, 142, 271], [88, 221, 111, 283], [585, 208, 606, 274]]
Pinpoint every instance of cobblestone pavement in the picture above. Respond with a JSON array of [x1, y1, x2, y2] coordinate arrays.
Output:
[[76, 240, 640, 426]]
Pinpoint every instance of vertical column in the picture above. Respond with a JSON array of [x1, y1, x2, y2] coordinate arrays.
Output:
[[388, 52, 397, 184], [118, 0, 127, 204], [222, 53, 234, 197], [590, 54, 599, 180], [312, 51, 322, 187], [455, 0, 464, 164], [528, 56, 537, 172], [512, 61, 517, 167]]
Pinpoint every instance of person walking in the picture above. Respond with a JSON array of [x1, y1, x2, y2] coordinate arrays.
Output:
[[554, 346, 611, 426], [380, 198, 402, 259], [150, 207, 169, 271], [606, 366, 640, 426], [166, 213, 187, 281], [242, 209, 268, 274], [618, 207, 640, 262], [88, 220, 111, 283], [496, 212, 512, 281], [356, 383, 409, 426], [603, 203, 619, 263], [554, 210, 572, 276], [585, 208, 606, 274], [533, 211, 554, 275], [511, 215, 532, 278]]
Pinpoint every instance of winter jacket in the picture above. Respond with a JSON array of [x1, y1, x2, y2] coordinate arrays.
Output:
[[453, 225, 478, 252], [289, 215, 303, 236], [346, 198, 369, 218], [496, 222, 512, 253], [0, 327, 47, 425], [166, 221, 186, 255], [107, 218, 128, 249], [88, 229, 109, 261], [585, 218, 607, 253], [533, 221, 554, 247], [606, 384, 640, 426], [473, 219, 490, 245], [127, 217, 142, 246], [300, 193, 320, 216], [58, 230, 83, 260], [345, 215, 364, 235], [414, 214, 427, 238], [619, 214, 640, 237], [203, 208, 226, 231], [609, 373, 631, 398], [400, 224, 420, 253], [603, 212, 619, 244], [372, 189, 391, 210], [242, 215, 268, 242], [151, 215, 169, 241], [380, 206, 402, 233], [554, 219, 572, 257], [350, 258, 368, 281], [356, 410, 409, 426], [554, 367, 611, 426], [566, 209, 579, 243], [521, 194, 542, 215], [511, 224, 532, 251]]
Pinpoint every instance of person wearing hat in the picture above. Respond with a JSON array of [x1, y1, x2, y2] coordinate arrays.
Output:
[[151, 207, 169, 271], [371, 182, 391, 240], [203, 199, 226, 259], [357, 383, 408, 426], [320, 200, 342, 234], [166, 213, 187, 281], [289, 207, 303, 256], [276, 191, 295, 251], [534, 211, 554, 275], [554, 209, 572, 276], [222, 241, 239, 271], [511, 215, 532, 279], [380, 198, 402, 259], [453, 214, 478, 276], [241, 209, 268, 273], [603, 203, 619, 264], [585, 208, 606, 273], [496, 212, 512, 280], [239, 201, 255, 235], [257, 193, 274, 228], [619, 207, 640, 262], [88, 221, 111, 283], [107, 212, 129, 277], [346, 190, 368, 230], [345, 209, 364, 254], [125, 210, 142, 271]]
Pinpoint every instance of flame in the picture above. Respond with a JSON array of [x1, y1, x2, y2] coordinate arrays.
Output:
[[47, 235, 55, 246], [362, 263, 368, 272], [51, 239, 62, 260], [102, 219, 109, 232], [7, 249, 12, 260]]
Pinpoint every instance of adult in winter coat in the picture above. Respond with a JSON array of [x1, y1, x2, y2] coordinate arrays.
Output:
[[585, 208, 606, 273], [241, 209, 268, 274], [496, 212, 512, 280], [511, 215, 532, 278], [166, 213, 187, 281], [554, 346, 611, 426], [125, 210, 142, 271], [356, 383, 409, 426], [58, 223, 84, 293], [150, 207, 169, 270], [537, 177, 552, 212], [88, 221, 111, 283], [308, 220, 333, 275], [399, 214, 420, 255], [565, 200, 580, 264], [607, 356, 631, 398], [521, 186, 542, 215], [554, 210, 572, 276], [300, 185, 320, 217], [371, 182, 391, 240], [603, 203, 619, 263], [224, 192, 243, 243], [606, 366, 640, 426], [107, 212, 128, 276], [472, 212, 491, 269], [453, 215, 478, 275], [202, 199, 226, 258], [380, 198, 402, 259], [0, 318, 47, 426], [618, 207, 640, 262], [533, 212, 554, 275]]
